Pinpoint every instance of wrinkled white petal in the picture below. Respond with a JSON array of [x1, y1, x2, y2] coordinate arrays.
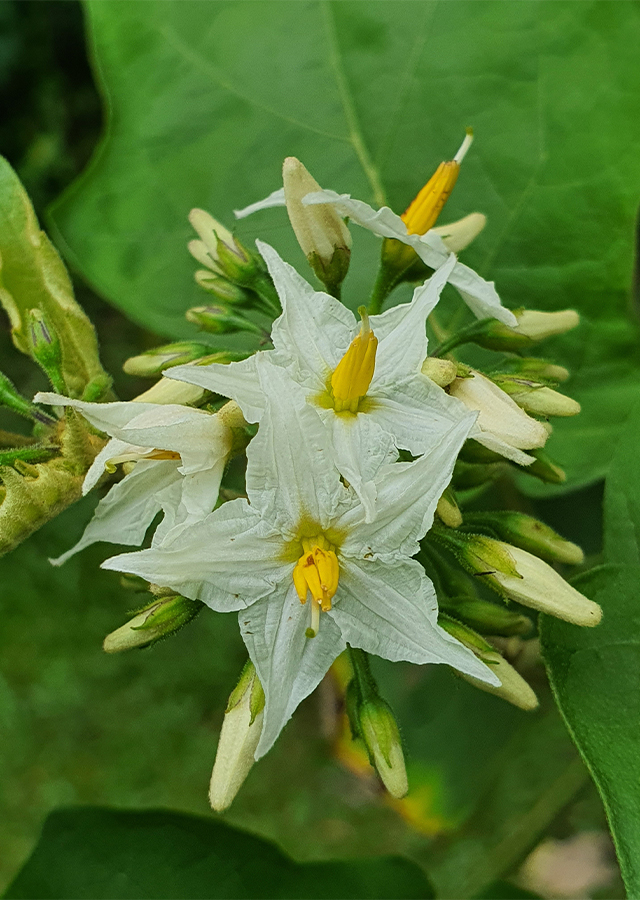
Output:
[[369, 375, 475, 459], [101, 498, 290, 612], [259, 240, 354, 390], [168, 356, 265, 424], [369, 256, 456, 382], [234, 187, 286, 219], [332, 558, 498, 683], [240, 582, 346, 758], [303, 190, 516, 326], [338, 412, 474, 559], [326, 413, 396, 523], [52, 459, 181, 566], [246, 357, 345, 537]]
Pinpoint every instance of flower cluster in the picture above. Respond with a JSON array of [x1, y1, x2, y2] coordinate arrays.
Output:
[[37, 135, 600, 811]]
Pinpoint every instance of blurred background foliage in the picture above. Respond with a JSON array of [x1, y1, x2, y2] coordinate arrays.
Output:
[[1, 2, 638, 897]]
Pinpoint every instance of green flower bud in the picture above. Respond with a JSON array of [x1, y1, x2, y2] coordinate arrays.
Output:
[[102, 594, 202, 653], [436, 488, 462, 528], [194, 271, 255, 305], [123, 342, 212, 378], [514, 448, 566, 485], [358, 697, 408, 799], [493, 357, 570, 384], [439, 614, 538, 710], [186, 305, 262, 335], [508, 385, 581, 418], [0, 370, 55, 426], [28, 309, 65, 393], [209, 661, 265, 812], [447, 599, 532, 636], [512, 309, 579, 340], [464, 511, 584, 566]]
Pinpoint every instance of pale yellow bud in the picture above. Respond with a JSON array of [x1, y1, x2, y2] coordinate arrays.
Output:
[[461, 649, 539, 711], [421, 357, 458, 387], [436, 491, 462, 528], [133, 378, 207, 406], [283, 157, 351, 265], [449, 371, 548, 455], [431, 212, 487, 253], [512, 309, 580, 341], [491, 543, 601, 627], [209, 664, 265, 812], [188, 209, 235, 273], [510, 386, 581, 418]]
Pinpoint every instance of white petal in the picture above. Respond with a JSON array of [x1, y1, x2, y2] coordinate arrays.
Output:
[[52, 460, 181, 566], [369, 256, 456, 382], [167, 356, 265, 424], [240, 582, 346, 758], [34, 393, 163, 435], [303, 191, 517, 326], [118, 404, 231, 475], [469, 428, 536, 466], [245, 357, 345, 537], [338, 412, 473, 559], [258, 240, 355, 389], [234, 187, 286, 219], [331, 558, 498, 683], [370, 374, 475, 458], [101, 498, 290, 612], [327, 413, 396, 523]]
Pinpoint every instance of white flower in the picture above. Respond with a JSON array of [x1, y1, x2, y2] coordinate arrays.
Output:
[[448, 371, 549, 465], [168, 242, 476, 521], [102, 359, 498, 758], [35, 392, 234, 564], [234, 188, 515, 326]]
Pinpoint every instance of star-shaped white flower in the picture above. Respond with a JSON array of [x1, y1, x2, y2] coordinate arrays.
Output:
[[168, 242, 476, 521], [101, 358, 497, 757], [235, 186, 516, 326], [35, 393, 233, 564]]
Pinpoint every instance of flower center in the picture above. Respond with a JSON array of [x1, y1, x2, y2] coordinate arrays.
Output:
[[401, 129, 473, 235], [330, 307, 377, 414], [292, 535, 340, 638]]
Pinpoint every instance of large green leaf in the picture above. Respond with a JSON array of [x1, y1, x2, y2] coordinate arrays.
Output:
[[3, 808, 433, 899], [542, 400, 640, 895], [49, 1, 640, 489]]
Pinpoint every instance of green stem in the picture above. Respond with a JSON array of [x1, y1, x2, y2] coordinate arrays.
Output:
[[346, 645, 378, 701]]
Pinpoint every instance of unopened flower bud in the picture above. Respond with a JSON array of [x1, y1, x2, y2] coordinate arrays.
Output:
[[512, 309, 580, 341], [103, 594, 201, 653], [439, 529, 600, 626], [513, 448, 566, 485], [436, 488, 462, 528], [188, 209, 258, 285], [133, 378, 207, 406], [358, 697, 408, 799], [439, 614, 537, 709], [193, 271, 254, 304], [123, 342, 211, 378], [497, 357, 570, 384], [0, 370, 55, 426], [421, 356, 457, 387], [508, 385, 581, 418], [430, 212, 486, 253], [283, 157, 352, 294], [28, 309, 65, 393], [209, 661, 265, 812], [451, 599, 533, 636], [186, 305, 262, 335], [449, 371, 549, 464], [465, 511, 584, 566]]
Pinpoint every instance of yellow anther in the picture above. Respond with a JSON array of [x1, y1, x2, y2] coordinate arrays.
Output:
[[401, 129, 473, 235], [292, 540, 340, 630], [330, 307, 378, 413]]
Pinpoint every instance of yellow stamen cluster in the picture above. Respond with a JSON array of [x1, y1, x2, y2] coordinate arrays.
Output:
[[293, 536, 340, 638], [401, 129, 473, 236], [330, 307, 377, 413]]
